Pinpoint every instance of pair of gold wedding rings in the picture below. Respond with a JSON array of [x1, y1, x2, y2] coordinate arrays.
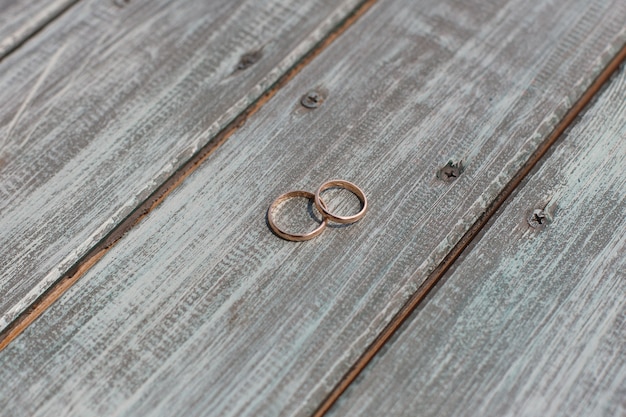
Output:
[[267, 179, 368, 241]]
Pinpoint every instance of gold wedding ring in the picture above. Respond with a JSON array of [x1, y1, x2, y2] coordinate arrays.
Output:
[[268, 180, 367, 241], [267, 190, 328, 241], [314, 179, 367, 224]]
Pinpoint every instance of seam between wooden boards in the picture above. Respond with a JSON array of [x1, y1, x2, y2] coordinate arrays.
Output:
[[312, 42, 626, 417], [0, 0, 82, 62], [0, 0, 378, 352]]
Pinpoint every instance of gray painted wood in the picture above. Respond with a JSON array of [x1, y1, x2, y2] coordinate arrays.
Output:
[[1, 1, 625, 416], [0, 0, 78, 60], [0, 0, 365, 330], [328, 65, 626, 417]]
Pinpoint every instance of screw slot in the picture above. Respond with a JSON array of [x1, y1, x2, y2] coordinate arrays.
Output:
[[527, 209, 547, 229], [301, 91, 323, 109], [437, 161, 463, 182]]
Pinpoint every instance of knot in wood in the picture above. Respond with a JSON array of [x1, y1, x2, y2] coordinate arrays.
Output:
[[237, 50, 263, 71]]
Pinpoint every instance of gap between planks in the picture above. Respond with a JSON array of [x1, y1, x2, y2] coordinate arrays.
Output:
[[312, 42, 626, 417], [0, 0, 82, 62], [0, 0, 378, 352]]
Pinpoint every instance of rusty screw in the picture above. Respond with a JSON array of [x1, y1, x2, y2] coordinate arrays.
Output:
[[527, 209, 547, 229], [301, 91, 323, 109], [437, 161, 463, 182]]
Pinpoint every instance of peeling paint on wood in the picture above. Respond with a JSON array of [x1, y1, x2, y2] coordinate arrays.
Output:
[[0, 0, 625, 416], [0, 0, 367, 330], [328, 64, 626, 417]]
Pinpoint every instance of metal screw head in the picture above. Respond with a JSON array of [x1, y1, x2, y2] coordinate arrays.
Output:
[[437, 161, 463, 182], [301, 91, 322, 109], [528, 209, 547, 229]]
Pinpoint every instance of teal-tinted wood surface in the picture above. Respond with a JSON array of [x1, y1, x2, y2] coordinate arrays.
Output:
[[1, 0, 625, 416], [328, 64, 626, 417], [0, 0, 365, 330]]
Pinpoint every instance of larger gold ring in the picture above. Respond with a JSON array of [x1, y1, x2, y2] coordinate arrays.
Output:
[[267, 190, 328, 241], [314, 179, 367, 224]]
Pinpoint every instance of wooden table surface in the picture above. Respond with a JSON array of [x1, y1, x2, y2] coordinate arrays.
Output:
[[0, 1, 624, 416]]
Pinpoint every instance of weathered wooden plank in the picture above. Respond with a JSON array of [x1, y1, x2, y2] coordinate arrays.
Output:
[[1, 1, 625, 416], [0, 0, 366, 329], [327, 64, 626, 417], [0, 0, 78, 60]]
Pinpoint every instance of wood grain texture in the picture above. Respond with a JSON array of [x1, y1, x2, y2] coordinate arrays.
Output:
[[0, 0, 79, 60], [0, 0, 366, 330], [1, 0, 625, 416], [328, 64, 626, 417]]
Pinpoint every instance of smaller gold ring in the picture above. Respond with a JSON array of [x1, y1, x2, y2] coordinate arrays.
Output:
[[314, 179, 367, 224], [268, 190, 328, 241]]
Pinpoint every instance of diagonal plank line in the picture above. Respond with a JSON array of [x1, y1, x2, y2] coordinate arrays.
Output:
[[0, 0, 379, 352], [18, 32, 111, 148], [0, 0, 82, 63], [2, 43, 67, 149], [312, 42, 626, 417]]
